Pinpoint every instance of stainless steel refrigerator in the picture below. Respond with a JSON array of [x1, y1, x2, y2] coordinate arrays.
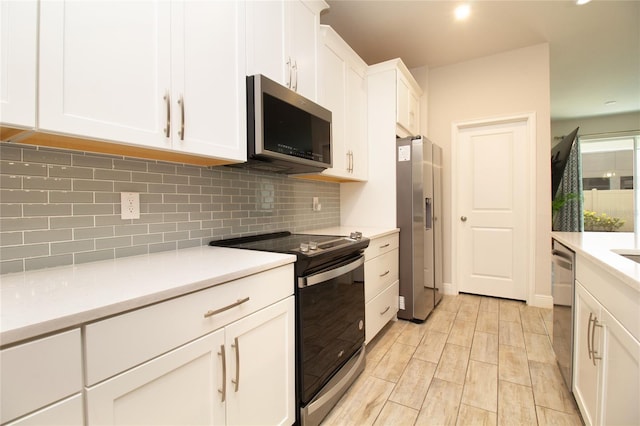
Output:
[[396, 136, 443, 322]]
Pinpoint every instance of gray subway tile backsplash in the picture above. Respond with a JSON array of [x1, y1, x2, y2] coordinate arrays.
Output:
[[0, 144, 340, 273]]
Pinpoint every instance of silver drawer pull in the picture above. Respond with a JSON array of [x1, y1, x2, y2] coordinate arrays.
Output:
[[204, 297, 250, 318], [379, 270, 390, 278], [380, 306, 390, 315], [379, 243, 390, 249]]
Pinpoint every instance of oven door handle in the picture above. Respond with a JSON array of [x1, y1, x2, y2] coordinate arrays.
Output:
[[298, 256, 364, 288]]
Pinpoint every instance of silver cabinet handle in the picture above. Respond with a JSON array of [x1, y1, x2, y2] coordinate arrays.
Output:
[[346, 151, 350, 173], [379, 243, 390, 249], [204, 297, 250, 318], [380, 306, 390, 315], [351, 151, 354, 173], [292, 59, 298, 92], [460, 216, 467, 222], [163, 91, 171, 137], [231, 337, 240, 392], [587, 312, 594, 360], [218, 344, 226, 402], [591, 315, 603, 365], [380, 270, 390, 278], [178, 95, 185, 141], [286, 57, 292, 89]]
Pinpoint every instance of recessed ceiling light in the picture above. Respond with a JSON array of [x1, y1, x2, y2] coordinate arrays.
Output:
[[455, 4, 471, 20], [605, 100, 617, 106], [576, 0, 592, 5]]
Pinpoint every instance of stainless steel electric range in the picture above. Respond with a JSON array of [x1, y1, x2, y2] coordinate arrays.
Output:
[[210, 231, 369, 425]]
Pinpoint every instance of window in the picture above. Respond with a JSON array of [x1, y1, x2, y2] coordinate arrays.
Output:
[[580, 134, 640, 232]]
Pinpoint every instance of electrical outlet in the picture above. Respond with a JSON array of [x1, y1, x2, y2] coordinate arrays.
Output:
[[312, 197, 321, 211], [121, 192, 140, 220]]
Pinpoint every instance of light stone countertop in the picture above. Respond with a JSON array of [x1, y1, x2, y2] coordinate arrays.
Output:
[[0, 246, 295, 347], [552, 231, 640, 293]]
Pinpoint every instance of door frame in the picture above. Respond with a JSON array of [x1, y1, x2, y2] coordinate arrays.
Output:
[[451, 112, 537, 304]]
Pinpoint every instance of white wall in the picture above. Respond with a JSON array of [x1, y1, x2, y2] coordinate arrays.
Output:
[[427, 43, 552, 303], [552, 111, 640, 139]]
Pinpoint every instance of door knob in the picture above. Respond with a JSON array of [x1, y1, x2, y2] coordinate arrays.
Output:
[[460, 216, 467, 222]]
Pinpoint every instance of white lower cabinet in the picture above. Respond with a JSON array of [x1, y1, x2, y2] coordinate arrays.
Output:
[[599, 307, 640, 426], [87, 329, 226, 425], [573, 278, 640, 425], [225, 297, 295, 425], [573, 282, 603, 426], [6, 395, 83, 426], [364, 232, 399, 344], [87, 296, 295, 426], [0, 329, 83, 425]]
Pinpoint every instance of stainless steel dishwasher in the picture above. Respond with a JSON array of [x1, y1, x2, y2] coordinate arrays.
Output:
[[551, 239, 576, 391]]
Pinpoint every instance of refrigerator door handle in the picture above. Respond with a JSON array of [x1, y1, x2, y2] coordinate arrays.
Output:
[[425, 198, 432, 230]]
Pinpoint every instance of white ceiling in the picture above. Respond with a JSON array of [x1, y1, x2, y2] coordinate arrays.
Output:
[[320, 0, 640, 120]]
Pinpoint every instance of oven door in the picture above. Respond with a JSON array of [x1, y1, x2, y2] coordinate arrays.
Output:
[[297, 254, 365, 406]]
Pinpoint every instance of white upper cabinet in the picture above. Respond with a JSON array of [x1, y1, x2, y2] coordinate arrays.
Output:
[[39, 1, 172, 149], [0, 0, 37, 129], [39, 0, 246, 163], [396, 66, 421, 137], [246, 0, 328, 101], [170, 1, 246, 161], [318, 25, 368, 181]]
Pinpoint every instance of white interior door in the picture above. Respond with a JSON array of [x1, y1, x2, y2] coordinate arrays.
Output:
[[455, 117, 532, 300]]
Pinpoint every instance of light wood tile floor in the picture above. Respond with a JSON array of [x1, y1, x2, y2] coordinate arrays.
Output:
[[322, 294, 583, 426]]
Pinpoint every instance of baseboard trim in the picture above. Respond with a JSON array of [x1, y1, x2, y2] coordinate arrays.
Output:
[[442, 282, 457, 296], [530, 294, 553, 309]]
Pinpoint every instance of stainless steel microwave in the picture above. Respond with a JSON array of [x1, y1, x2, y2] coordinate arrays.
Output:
[[243, 74, 332, 175]]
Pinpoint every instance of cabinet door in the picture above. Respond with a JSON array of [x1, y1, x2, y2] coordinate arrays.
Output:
[[171, 0, 246, 161], [318, 25, 368, 181], [396, 72, 420, 137], [346, 62, 368, 180], [396, 72, 411, 137], [573, 282, 602, 426], [600, 308, 640, 426], [318, 38, 347, 178], [225, 297, 296, 426], [0, 0, 37, 128], [246, 0, 288, 87], [287, 0, 318, 100], [39, 1, 171, 148], [86, 329, 225, 426]]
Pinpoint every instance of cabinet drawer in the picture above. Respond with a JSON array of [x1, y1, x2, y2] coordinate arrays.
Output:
[[365, 280, 399, 344], [364, 233, 398, 261], [5, 394, 83, 426], [85, 264, 293, 385], [0, 329, 82, 424], [364, 249, 399, 303]]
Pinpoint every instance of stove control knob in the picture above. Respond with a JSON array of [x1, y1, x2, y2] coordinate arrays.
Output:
[[300, 243, 309, 253], [309, 241, 318, 250], [350, 231, 362, 240]]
